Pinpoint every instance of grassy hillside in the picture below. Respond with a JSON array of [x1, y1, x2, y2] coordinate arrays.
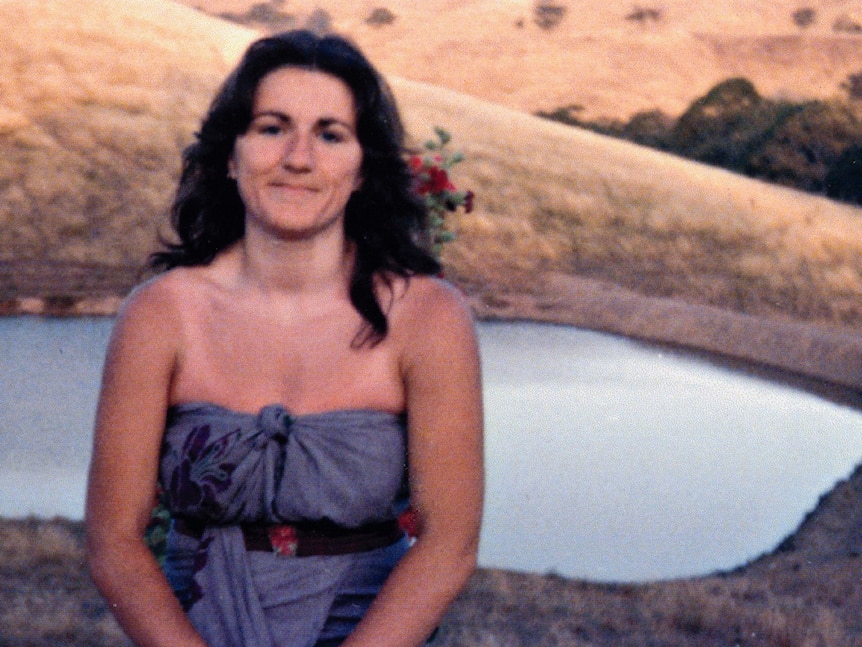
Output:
[[2, 0, 862, 386], [396, 78, 862, 329], [2, 3, 862, 644], [4, 463, 862, 645], [0, 0, 255, 268], [175, 0, 862, 120], [395, 78, 862, 388]]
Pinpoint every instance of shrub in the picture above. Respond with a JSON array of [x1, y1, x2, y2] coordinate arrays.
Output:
[[217, 2, 295, 30], [665, 78, 798, 172], [533, 0, 566, 30], [747, 100, 862, 192], [626, 6, 663, 24], [833, 14, 862, 33], [620, 109, 674, 148], [843, 71, 862, 100], [247, 2, 281, 22], [305, 8, 332, 34], [792, 8, 817, 29], [826, 145, 862, 205], [536, 77, 862, 202], [366, 7, 396, 26], [535, 103, 585, 127]]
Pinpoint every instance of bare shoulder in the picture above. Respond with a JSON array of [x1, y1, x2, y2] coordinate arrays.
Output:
[[386, 275, 479, 376], [389, 275, 475, 335], [119, 270, 180, 321], [112, 267, 207, 347]]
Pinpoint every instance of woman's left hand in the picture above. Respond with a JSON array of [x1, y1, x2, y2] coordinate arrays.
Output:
[[343, 276, 484, 646]]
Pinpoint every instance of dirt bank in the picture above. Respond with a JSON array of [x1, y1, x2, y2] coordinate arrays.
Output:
[[3, 462, 861, 646], [4, 259, 862, 400]]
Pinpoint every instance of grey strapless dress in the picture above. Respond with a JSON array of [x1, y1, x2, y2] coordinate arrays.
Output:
[[158, 402, 411, 647]]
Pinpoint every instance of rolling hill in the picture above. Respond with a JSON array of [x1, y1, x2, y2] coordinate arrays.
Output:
[[175, 0, 862, 120], [2, 2, 862, 644], [2, 0, 862, 386]]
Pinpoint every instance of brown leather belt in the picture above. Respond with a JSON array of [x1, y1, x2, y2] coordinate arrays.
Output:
[[173, 518, 404, 557]]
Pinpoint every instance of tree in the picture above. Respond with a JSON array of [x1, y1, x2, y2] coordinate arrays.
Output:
[[533, 0, 566, 30], [626, 6, 663, 24], [826, 145, 862, 205], [842, 71, 862, 101], [792, 8, 817, 29], [620, 110, 673, 149], [666, 78, 798, 172], [747, 101, 862, 193], [366, 7, 396, 26]]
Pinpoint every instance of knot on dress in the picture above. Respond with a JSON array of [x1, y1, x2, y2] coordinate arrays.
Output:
[[255, 404, 293, 446]]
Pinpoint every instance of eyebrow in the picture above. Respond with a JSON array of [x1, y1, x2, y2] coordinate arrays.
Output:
[[251, 111, 356, 132]]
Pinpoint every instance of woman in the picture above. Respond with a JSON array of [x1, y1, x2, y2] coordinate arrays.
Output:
[[85, 30, 483, 647]]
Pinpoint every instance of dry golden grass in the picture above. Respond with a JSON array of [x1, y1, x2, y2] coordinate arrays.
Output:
[[393, 77, 862, 331], [3, 0, 862, 386], [0, 0, 255, 267], [3, 3, 862, 643], [0, 518, 129, 647], [4, 463, 862, 646], [175, 0, 862, 120]]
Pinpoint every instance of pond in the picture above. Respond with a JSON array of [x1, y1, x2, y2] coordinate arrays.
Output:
[[1, 316, 861, 582]]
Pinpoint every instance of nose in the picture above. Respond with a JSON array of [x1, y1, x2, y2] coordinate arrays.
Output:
[[282, 131, 313, 171]]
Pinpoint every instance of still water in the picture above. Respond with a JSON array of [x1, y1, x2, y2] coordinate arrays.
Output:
[[1, 316, 861, 582]]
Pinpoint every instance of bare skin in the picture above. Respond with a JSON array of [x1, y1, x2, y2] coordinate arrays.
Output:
[[86, 67, 483, 647]]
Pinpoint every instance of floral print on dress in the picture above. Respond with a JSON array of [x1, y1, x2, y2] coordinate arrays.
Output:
[[166, 424, 238, 519], [177, 534, 213, 611]]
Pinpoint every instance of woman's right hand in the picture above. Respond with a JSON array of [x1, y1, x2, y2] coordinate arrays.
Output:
[[85, 277, 208, 647]]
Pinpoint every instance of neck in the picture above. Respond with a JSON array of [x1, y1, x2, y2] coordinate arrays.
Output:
[[234, 223, 354, 298]]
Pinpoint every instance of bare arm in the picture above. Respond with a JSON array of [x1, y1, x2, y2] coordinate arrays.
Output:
[[342, 278, 484, 646], [85, 280, 208, 647]]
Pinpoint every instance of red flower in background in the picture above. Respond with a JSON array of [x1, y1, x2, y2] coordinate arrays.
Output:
[[464, 190, 474, 213], [408, 128, 474, 255], [414, 164, 455, 196]]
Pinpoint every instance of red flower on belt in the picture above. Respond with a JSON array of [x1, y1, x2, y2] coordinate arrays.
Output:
[[268, 524, 300, 556]]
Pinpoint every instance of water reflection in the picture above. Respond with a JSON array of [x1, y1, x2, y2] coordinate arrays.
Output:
[[1, 316, 861, 582]]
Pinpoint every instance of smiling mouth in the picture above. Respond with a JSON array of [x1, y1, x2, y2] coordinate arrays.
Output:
[[271, 183, 318, 192], [268, 184, 320, 201]]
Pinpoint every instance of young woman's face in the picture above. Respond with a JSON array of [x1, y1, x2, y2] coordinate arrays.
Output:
[[229, 66, 363, 240]]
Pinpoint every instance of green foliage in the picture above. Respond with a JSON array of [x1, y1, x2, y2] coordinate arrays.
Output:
[[535, 104, 586, 127], [218, 1, 295, 31], [247, 2, 283, 23], [667, 78, 803, 173], [537, 77, 862, 206], [747, 100, 862, 193], [842, 71, 862, 100], [144, 498, 171, 567], [305, 8, 332, 34], [619, 110, 675, 148], [826, 145, 862, 205], [410, 128, 473, 256]]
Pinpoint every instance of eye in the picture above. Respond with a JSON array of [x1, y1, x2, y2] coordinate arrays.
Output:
[[256, 122, 284, 136], [319, 129, 347, 144], [248, 115, 287, 137]]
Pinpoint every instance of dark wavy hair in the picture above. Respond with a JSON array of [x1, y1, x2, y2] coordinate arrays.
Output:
[[150, 30, 440, 342]]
